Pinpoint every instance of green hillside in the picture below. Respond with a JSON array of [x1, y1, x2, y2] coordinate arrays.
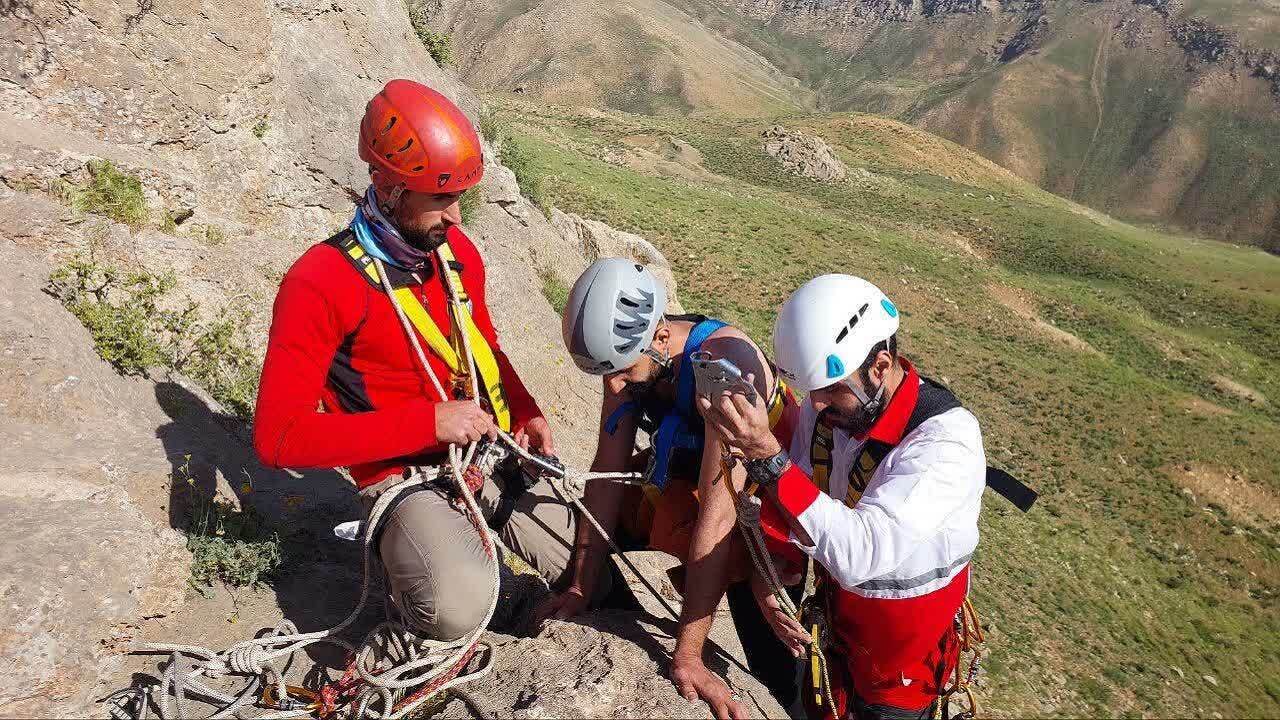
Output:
[[441, 0, 1280, 251], [490, 94, 1280, 717], [694, 0, 1280, 252]]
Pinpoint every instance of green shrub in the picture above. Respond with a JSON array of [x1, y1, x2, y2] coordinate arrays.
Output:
[[459, 186, 481, 224], [499, 136, 550, 215], [47, 257, 172, 374], [174, 458, 281, 589], [539, 269, 570, 315], [252, 118, 269, 139], [479, 110, 508, 147], [204, 224, 226, 246], [46, 254, 260, 418], [52, 160, 148, 228], [407, 3, 454, 67]]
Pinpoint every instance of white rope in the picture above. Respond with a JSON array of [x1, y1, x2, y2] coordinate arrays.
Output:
[[130, 252, 503, 720]]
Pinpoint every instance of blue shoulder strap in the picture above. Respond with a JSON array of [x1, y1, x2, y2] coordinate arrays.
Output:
[[648, 318, 727, 490], [676, 319, 727, 417], [604, 401, 635, 436]]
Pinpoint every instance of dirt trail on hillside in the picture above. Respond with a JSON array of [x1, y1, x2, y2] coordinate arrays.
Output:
[[987, 283, 1101, 355], [1073, 28, 1109, 197]]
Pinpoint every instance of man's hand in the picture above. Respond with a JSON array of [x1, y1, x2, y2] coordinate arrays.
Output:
[[532, 585, 588, 627], [750, 573, 810, 658], [434, 400, 498, 445], [696, 373, 780, 460], [515, 416, 557, 456], [671, 655, 747, 720]]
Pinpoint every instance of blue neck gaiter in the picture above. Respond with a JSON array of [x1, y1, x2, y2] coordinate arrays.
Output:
[[350, 186, 430, 271]]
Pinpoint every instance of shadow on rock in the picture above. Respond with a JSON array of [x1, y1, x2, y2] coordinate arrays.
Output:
[[152, 380, 372, 669]]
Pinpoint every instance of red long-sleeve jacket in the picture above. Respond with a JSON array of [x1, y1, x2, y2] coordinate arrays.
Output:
[[252, 225, 542, 489]]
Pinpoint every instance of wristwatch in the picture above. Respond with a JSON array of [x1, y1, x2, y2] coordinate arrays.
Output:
[[744, 448, 790, 492]]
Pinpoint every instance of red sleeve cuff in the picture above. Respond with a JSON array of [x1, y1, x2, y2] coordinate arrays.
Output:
[[775, 462, 821, 518]]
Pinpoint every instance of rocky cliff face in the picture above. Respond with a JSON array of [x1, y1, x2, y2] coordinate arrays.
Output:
[[0, 0, 771, 716]]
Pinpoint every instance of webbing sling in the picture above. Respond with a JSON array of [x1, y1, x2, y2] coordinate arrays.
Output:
[[327, 230, 512, 431]]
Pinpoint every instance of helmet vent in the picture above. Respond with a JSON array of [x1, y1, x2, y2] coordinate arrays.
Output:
[[381, 116, 397, 135], [412, 165, 424, 172], [835, 303, 872, 343], [611, 288, 656, 354], [397, 138, 413, 152]]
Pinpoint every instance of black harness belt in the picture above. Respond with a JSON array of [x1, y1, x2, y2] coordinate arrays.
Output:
[[851, 375, 1038, 513]]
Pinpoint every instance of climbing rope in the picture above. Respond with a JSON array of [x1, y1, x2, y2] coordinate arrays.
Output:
[[937, 598, 985, 720], [718, 452, 838, 713], [120, 250, 679, 719]]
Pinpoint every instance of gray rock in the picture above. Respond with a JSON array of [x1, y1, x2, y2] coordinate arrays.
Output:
[[761, 125, 849, 183], [549, 209, 684, 313], [0, 0, 763, 718], [437, 612, 785, 719]]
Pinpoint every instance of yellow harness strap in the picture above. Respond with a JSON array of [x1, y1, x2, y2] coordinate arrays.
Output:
[[344, 240, 511, 432], [767, 377, 789, 428], [437, 244, 511, 431]]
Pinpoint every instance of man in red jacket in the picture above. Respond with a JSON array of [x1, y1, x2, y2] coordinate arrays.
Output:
[[253, 79, 569, 641]]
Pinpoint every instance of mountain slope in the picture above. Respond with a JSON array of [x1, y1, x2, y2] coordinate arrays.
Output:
[[489, 94, 1280, 717], [433, 0, 1280, 251], [428, 0, 815, 115], [696, 0, 1280, 250]]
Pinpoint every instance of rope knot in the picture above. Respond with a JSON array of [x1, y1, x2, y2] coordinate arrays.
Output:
[[228, 646, 271, 675], [553, 473, 588, 503]]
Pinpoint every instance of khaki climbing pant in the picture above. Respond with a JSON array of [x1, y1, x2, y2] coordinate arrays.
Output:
[[359, 470, 577, 641]]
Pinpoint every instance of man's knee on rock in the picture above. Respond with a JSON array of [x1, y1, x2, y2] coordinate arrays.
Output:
[[397, 560, 496, 641]]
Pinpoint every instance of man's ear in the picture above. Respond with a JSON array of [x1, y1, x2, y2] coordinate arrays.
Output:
[[653, 324, 670, 347], [872, 350, 894, 384], [368, 171, 405, 211]]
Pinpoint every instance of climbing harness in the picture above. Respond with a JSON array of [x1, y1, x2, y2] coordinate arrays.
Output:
[[854, 375, 1038, 513], [331, 229, 512, 431], [119, 245, 661, 720], [794, 372, 1024, 719], [603, 315, 792, 491]]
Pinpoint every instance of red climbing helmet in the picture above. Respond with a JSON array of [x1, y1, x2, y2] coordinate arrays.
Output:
[[358, 79, 484, 194]]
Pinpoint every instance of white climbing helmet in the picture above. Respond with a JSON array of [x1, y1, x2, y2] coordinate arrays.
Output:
[[773, 274, 900, 392], [562, 257, 669, 375]]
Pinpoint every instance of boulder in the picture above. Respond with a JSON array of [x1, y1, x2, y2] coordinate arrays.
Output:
[[437, 613, 786, 719], [549, 209, 684, 313], [761, 125, 849, 183]]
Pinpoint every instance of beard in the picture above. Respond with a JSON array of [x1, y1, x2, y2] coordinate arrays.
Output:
[[825, 406, 879, 438], [624, 359, 673, 403], [400, 221, 449, 251]]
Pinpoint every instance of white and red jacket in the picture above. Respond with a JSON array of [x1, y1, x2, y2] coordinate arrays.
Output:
[[760, 359, 986, 713]]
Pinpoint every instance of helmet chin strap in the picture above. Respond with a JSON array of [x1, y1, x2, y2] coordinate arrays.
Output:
[[379, 184, 405, 215], [638, 318, 672, 371], [640, 347, 672, 372], [844, 369, 887, 418]]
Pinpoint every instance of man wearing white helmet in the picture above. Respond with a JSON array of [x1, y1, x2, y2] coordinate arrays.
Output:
[[539, 258, 804, 719], [698, 274, 1018, 720]]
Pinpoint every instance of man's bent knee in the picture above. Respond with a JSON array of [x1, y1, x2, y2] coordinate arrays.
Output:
[[395, 564, 495, 641], [379, 490, 497, 641]]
